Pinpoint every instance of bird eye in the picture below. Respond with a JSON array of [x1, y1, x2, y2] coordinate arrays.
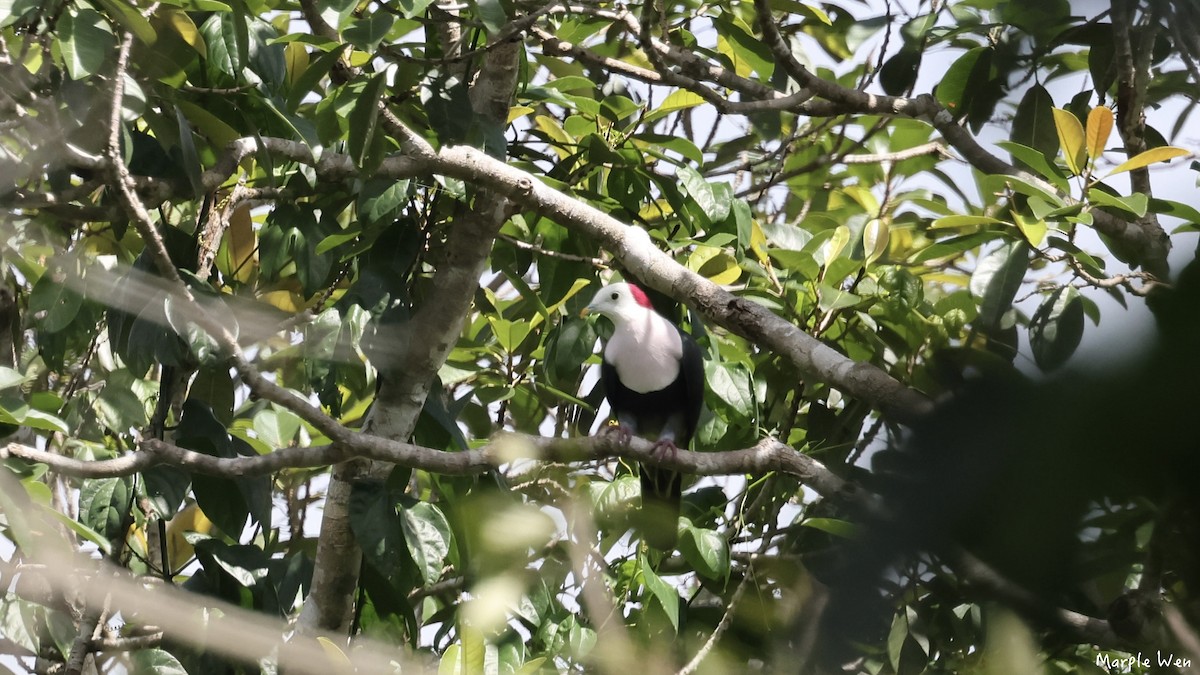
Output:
[[610, 292, 618, 300]]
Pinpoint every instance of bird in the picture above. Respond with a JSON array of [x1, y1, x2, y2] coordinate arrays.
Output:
[[582, 282, 706, 549]]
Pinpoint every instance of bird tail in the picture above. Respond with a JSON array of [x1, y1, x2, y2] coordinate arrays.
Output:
[[638, 464, 681, 550]]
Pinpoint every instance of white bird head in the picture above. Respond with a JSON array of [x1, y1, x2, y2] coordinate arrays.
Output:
[[582, 282, 656, 324]]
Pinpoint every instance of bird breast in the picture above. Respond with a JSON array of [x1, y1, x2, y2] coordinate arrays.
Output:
[[604, 313, 683, 393]]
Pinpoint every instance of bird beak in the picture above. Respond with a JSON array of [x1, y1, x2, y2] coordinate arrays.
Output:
[[579, 306, 592, 318]]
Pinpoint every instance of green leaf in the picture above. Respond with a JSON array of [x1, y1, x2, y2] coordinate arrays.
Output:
[[343, 11, 394, 52], [818, 284, 863, 312], [930, 215, 1007, 229], [1011, 85, 1058, 171], [349, 72, 387, 169], [79, 477, 132, 542], [128, 649, 189, 675], [398, 500, 452, 586], [801, 517, 862, 539], [0, 366, 27, 390], [678, 165, 731, 224], [910, 232, 1004, 264], [488, 317, 533, 353], [358, 178, 411, 227], [980, 173, 1065, 207], [470, 0, 507, 34], [197, 540, 270, 586], [60, 7, 116, 79], [678, 521, 730, 580], [969, 240, 1030, 331], [252, 407, 301, 449], [1150, 198, 1200, 230], [996, 141, 1068, 192], [1052, 108, 1086, 175], [1104, 146, 1190, 178], [706, 363, 753, 418], [173, 105, 204, 198], [1087, 188, 1148, 217], [43, 507, 112, 555], [28, 267, 83, 334], [93, 0, 157, 44], [640, 556, 679, 633], [0, 396, 70, 434], [350, 482, 408, 580], [1030, 286, 1084, 371], [935, 47, 988, 117], [94, 384, 149, 431]]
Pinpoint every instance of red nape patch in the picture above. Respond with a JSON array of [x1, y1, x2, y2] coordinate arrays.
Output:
[[627, 284, 653, 308]]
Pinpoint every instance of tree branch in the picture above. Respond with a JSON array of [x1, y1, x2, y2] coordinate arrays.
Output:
[[751, 0, 1169, 276], [2, 434, 847, 496]]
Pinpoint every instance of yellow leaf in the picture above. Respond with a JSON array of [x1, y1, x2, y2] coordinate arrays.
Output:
[[260, 290, 304, 313], [1051, 108, 1085, 175], [1085, 106, 1112, 163], [1011, 210, 1047, 247], [284, 42, 309, 88], [637, 198, 674, 222], [862, 218, 890, 265], [177, 100, 241, 150], [823, 225, 851, 266], [166, 503, 214, 571], [161, 7, 206, 58], [534, 115, 574, 160], [645, 90, 705, 123], [687, 246, 741, 285], [1104, 146, 1191, 178], [749, 220, 769, 264], [225, 203, 256, 283], [316, 637, 354, 675], [717, 34, 751, 78], [506, 105, 534, 124]]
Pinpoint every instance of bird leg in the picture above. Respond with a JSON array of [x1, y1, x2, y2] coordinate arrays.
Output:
[[602, 423, 633, 446]]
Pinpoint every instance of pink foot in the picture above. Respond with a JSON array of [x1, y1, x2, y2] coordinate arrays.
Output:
[[651, 439, 680, 462], [602, 424, 633, 446]]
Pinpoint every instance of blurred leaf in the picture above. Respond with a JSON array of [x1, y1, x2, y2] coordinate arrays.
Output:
[[350, 482, 408, 581], [678, 521, 730, 580], [1030, 286, 1084, 371], [129, 649, 189, 675], [79, 477, 132, 542], [640, 556, 679, 633], [801, 517, 862, 539], [969, 240, 1030, 331], [399, 500, 452, 587], [60, 8, 116, 79], [349, 73, 387, 169]]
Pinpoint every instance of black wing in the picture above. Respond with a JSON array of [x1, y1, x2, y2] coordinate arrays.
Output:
[[677, 326, 706, 447]]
